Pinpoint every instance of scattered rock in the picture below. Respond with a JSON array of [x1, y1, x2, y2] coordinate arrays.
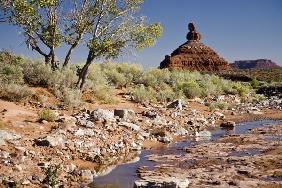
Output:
[[119, 122, 140, 131], [76, 117, 94, 128], [143, 111, 157, 119], [175, 127, 188, 136], [91, 109, 115, 122], [220, 121, 236, 128], [81, 170, 93, 181], [167, 99, 182, 110], [0, 130, 21, 146], [114, 109, 134, 119], [65, 163, 76, 173], [35, 135, 67, 147], [21, 180, 31, 185], [0, 130, 21, 140], [134, 177, 190, 188]]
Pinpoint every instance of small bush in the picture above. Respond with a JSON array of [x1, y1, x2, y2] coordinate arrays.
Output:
[[250, 79, 260, 88], [156, 83, 179, 102], [61, 88, 82, 108], [22, 61, 53, 86], [43, 164, 60, 187], [104, 68, 127, 87], [38, 109, 56, 122], [179, 81, 203, 99], [130, 85, 157, 103], [208, 102, 229, 111], [92, 85, 118, 104], [0, 84, 32, 102], [0, 51, 24, 85], [87, 64, 108, 89]]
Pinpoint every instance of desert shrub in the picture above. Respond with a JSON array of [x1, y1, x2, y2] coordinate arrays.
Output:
[[22, 61, 53, 86], [138, 68, 171, 88], [250, 79, 261, 88], [208, 101, 229, 111], [38, 109, 56, 122], [46, 66, 79, 106], [61, 88, 82, 108], [101, 62, 143, 87], [156, 83, 180, 102], [48, 66, 77, 91], [92, 85, 118, 104], [177, 81, 203, 99], [0, 84, 32, 102], [86, 65, 117, 104], [232, 83, 250, 98], [104, 68, 127, 87], [130, 85, 157, 103], [116, 63, 142, 85], [43, 164, 60, 187], [0, 51, 24, 84], [0, 62, 24, 84], [87, 64, 108, 88]]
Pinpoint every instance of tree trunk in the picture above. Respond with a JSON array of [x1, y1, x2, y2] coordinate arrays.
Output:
[[63, 44, 76, 67], [76, 51, 95, 90], [44, 55, 51, 65], [50, 48, 57, 70]]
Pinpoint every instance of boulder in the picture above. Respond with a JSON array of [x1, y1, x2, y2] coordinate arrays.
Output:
[[119, 122, 140, 131], [167, 99, 182, 110], [77, 117, 94, 128], [220, 121, 236, 128], [81, 170, 93, 181], [134, 177, 190, 188], [114, 109, 135, 119], [35, 135, 67, 147], [175, 127, 188, 136], [90, 109, 115, 122], [143, 111, 157, 119], [0, 130, 21, 146]]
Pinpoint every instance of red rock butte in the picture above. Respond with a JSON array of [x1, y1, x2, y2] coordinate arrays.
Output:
[[160, 22, 230, 71]]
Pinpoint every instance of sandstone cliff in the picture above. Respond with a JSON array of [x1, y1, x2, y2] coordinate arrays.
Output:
[[160, 22, 230, 71]]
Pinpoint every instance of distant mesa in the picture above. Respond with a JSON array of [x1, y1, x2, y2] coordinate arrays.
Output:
[[160, 22, 230, 71], [231, 59, 280, 69]]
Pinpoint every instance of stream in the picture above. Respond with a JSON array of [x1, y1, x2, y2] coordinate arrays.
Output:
[[90, 119, 282, 188]]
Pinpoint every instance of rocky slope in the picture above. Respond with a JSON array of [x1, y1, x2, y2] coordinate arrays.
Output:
[[0, 89, 281, 187], [231, 59, 280, 69]]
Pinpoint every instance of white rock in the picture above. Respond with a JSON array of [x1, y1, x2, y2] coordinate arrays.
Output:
[[119, 122, 140, 131], [21, 180, 31, 185], [175, 127, 188, 136], [74, 129, 85, 137], [65, 163, 76, 173], [134, 177, 189, 188], [81, 170, 93, 181]]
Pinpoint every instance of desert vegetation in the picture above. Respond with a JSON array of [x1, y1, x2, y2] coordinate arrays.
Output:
[[0, 51, 254, 107]]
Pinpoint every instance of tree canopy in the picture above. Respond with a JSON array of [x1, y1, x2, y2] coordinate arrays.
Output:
[[0, 0, 163, 89]]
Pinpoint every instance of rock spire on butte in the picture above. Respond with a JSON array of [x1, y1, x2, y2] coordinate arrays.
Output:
[[160, 22, 230, 71]]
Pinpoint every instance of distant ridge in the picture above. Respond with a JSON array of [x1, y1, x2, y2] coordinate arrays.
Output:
[[231, 59, 280, 69]]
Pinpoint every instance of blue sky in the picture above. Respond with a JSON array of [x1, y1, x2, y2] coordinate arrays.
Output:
[[0, 0, 282, 68]]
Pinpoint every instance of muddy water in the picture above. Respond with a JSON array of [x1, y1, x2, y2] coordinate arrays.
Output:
[[91, 120, 282, 188]]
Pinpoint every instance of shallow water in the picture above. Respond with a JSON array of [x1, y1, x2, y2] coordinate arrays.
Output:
[[91, 119, 282, 188]]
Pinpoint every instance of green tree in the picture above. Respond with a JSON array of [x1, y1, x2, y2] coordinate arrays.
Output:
[[62, 0, 93, 67], [75, 0, 163, 89], [0, 0, 62, 69]]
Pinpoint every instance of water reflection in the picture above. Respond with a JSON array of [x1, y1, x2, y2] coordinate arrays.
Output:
[[92, 120, 282, 188]]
